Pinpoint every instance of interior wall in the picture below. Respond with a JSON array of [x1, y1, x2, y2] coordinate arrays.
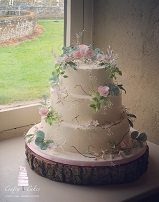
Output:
[[93, 0, 159, 144], [67, 0, 93, 46]]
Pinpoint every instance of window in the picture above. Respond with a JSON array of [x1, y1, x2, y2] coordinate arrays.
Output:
[[0, 0, 94, 140]]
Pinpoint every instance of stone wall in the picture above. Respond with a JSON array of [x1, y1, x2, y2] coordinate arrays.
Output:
[[94, 0, 159, 144], [0, 10, 37, 43], [28, 6, 64, 18], [0, 5, 64, 19]]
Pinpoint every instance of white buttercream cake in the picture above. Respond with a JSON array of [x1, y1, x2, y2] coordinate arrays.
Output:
[[25, 44, 148, 171]]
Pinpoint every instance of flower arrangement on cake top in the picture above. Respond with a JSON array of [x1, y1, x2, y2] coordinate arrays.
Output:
[[52, 44, 122, 80]]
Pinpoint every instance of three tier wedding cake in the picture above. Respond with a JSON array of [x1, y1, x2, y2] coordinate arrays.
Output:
[[25, 44, 149, 185]]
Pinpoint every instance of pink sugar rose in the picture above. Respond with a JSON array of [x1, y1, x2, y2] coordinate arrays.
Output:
[[79, 44, 89, 56], [85, 48, 94, 58], [72, 50, 83, 59], [98, 86, 109, 97], [39, 106, 49, 116], [72, 45, 95, 59], [77, 44, 94, 58]]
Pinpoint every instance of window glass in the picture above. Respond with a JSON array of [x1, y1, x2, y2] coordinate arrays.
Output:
[[0, 0, 64, 107]]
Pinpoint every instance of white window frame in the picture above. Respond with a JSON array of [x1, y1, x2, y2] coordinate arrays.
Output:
[[0, 0, 94, 140]]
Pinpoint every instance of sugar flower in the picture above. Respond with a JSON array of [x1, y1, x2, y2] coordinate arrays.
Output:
[[72, 49, 83, 59], [79, 44, 89, 56], [39, 106, 49, 116], [98, 86, 109, 97], [90, 120, 99, 127]]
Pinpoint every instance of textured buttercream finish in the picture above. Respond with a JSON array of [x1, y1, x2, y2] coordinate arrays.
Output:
[[60, 65, 112, 95], [41, 63, 131, 153], [26, 124, 146, 166], [51, 88, 123, 124], [41, 118, 130, 153]]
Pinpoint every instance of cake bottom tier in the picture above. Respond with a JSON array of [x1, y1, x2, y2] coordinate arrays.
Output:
[[25, 143, 149, 185]]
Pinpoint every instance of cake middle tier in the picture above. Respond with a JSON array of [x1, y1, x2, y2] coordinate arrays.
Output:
[[51, 88, 124, 125]]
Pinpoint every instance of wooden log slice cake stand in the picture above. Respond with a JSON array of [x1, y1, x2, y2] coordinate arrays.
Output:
[[25, 125, 149, 185]]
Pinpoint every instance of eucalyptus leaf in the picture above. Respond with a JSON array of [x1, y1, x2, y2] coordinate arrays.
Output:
[[88, 44, 93, 49], [138, 141, 144, 148], [36, 130, 45, 140], [108, 83, 120, 96], [39, 142, 48, 150], [62, 46, 72, 54], [94, 48, 103, 55], [42, 95, 48, 100], [52, 71, 57, 79], [131, 131, 139, 140], [35, 137, 44, 146], [137, 133, 147, 142], [39, 101, 46, 105]]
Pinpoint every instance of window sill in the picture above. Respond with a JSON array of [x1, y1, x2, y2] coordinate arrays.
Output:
[[0, 103, 40, 141]]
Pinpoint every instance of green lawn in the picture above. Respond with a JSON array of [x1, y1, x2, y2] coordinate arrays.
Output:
[[0, 19, 64, 104]]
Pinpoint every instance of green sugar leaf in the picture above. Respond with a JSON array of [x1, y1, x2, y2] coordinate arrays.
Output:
[[92, 97, 99, 102]]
